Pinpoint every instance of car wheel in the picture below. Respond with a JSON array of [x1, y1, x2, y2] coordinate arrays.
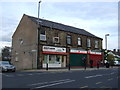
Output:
[[12, 69, 16, 72]]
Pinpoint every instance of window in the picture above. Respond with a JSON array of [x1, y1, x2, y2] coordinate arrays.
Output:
[[78, 37, 81, 46], [53, 37, 59, 43], [40, 29, 46, 41], [87, 38, 91, 47], [67, 35, 71, 44], [95, 40, 99, 48], [19, 39, 23, 45]]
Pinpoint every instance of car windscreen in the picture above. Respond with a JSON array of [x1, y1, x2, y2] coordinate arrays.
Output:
[[1, 61, 10, 65]]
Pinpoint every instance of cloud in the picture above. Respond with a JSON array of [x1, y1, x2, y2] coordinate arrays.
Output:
[[0, 1, 118, 51]]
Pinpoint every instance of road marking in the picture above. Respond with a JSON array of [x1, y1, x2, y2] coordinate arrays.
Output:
[[34, 80, 75, 88], [17, 74, 24, 76], [35, 72, 48, 75], [96, 82, 102, 84], [29, 79, 70, 86], [110, 72, 115, 75], [85, 74, 103, 78], [3, 74, 14, 77], [80, 86, 88, 88], [28, 74, 33, 75], [108, 78, 113, 81]]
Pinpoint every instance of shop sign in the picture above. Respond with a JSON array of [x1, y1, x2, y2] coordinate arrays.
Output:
[[70, 49, 87, 54], [43, 46, 66, 53], [89, 50, 102, 55]]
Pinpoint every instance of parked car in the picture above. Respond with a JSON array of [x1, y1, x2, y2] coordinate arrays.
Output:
[[114, 61, 120, 66], [0, 61, 16, 72]]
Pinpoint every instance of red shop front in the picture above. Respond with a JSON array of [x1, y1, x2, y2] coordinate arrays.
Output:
[[89, 51, 102, 67]]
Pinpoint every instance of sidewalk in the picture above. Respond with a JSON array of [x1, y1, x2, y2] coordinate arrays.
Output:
[[20, 66, 118, 72]]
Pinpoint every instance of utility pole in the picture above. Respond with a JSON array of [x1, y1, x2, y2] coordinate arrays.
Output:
[[37, 1, 42, 69]]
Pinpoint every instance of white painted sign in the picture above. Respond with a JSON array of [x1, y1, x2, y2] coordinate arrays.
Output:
[[43, 46, 66, 53], [89, 50, 102, 55], [70, 49, 87, 54]]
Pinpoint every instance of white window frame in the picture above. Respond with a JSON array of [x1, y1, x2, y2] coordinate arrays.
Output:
[[40, 30, 46, 41], [78, 37, 81, 46], [87, 38, 91, 47], [67, 35, 71, 44], [95, 40, 99, 48]]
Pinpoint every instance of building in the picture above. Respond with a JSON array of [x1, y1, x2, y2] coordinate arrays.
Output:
[[12, 14, 103, 70]]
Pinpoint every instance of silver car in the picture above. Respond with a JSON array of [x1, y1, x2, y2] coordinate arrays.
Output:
[[0, 61, 16, 72]]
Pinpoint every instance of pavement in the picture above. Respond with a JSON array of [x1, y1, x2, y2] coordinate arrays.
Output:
[[19, 66, 119, 72]]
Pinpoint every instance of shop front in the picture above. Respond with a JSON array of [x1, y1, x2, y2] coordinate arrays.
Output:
[[89, 51, 102, 66], [70, 48, 87, 67], [42, 46, 67, 68]]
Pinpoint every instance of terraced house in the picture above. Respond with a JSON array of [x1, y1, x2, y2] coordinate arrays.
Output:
[[12, 14, 103, 70]]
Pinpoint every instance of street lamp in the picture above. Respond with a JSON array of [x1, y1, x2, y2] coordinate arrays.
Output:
[[105, 34, 110, 50], [37, 1, 42, 69]]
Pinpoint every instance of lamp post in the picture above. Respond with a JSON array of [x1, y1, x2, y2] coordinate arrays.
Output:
[[105, 34, 110, 50], [37, 1, 42, 69]]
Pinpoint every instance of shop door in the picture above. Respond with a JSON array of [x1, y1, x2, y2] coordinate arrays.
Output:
[[90, 55, 102, 66], [70, 53, 87, 66]]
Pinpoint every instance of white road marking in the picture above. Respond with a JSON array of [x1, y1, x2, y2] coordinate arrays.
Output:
[[110, 72, 115, 75], [35, 80, 75, 88], [28, 74, 33, 75], [108, 78, 113, 81], [3, 74, 14, 77], [96, 82, 102, 84], [29, 79, 70, 86], [17, 74, 24, 76], [80, 86, 88, 88], [85, 74, 103, 78]]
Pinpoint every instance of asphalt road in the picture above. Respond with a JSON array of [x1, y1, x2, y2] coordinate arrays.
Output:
[[1, 67, 120, 89]]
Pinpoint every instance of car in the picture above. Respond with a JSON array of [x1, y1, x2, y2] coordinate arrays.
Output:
[[0, 61, 16, 72], [114, 61, 120, 66]]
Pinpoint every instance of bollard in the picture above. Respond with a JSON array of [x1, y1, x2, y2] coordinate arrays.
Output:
[[68, 63, 70, 71], [46, 63, 48, 70]]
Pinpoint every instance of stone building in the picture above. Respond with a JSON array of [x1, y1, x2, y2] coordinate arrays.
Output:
[[12, 14, 103, 70]]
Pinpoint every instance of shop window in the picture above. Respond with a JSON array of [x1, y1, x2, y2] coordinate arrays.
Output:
[[78, 37, 81, 46], [49, 55, 61, 64], [40, 29, 46, 41], [95, 40, 99, 48], [67, 35, 71, 44], [87, 38, 91, 48]]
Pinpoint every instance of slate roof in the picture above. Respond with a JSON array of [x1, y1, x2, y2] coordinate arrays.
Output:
[[26, 14, 102, 39]]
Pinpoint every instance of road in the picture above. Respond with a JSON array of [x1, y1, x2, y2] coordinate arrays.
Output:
[[1, 67, 120, 89]]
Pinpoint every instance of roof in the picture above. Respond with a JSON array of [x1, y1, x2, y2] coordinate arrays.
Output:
[[26, 14, 102, 39]]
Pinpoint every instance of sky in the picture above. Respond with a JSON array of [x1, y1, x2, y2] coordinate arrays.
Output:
[[0, 0, 119, 52]]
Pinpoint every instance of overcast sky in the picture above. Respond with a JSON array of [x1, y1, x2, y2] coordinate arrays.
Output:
[[0, 0, 119, 52]]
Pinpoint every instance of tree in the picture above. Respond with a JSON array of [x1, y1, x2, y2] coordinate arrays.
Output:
[[107, 53, 115, 66], [2, 46, 11, 61]]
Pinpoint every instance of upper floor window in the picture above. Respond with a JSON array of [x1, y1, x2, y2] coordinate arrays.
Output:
[[40, 29, 46, 41], [87, 38, 91, 47], [19, 38, 23, 45], [78, 37, 81, 46], [67, 35, 71, 44], [95, 40, 99, 48]]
